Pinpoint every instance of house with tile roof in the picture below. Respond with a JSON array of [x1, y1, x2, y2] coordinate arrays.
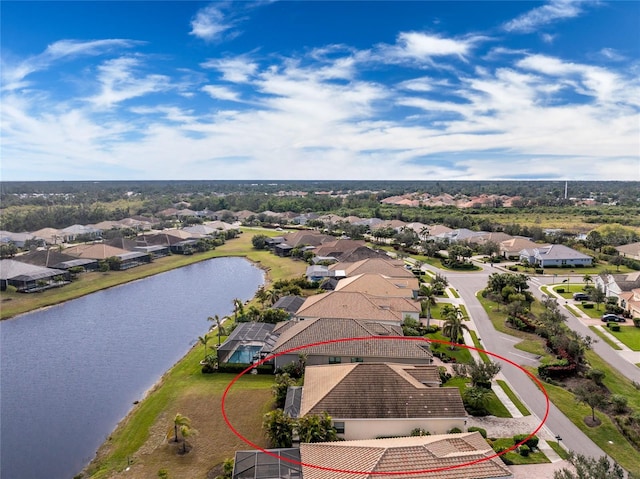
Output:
[[268, 318, 431, 370], [295, 290, 420, 324], [334, 273, 419, 299], [617, 242, 640, 261], [329, 258, 415, 279], [300, 432, 512, 479], [0, 259, 69, 292], [299, 363, 465, 440], [499, 237, 546, 260], [595, 271, 640, 316], [519, 244, 592, 268]]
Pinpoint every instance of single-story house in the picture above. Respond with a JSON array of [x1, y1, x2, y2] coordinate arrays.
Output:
[[519, 244, 592, 268], [274, 243, 294, 257], [499, 237, 546, 260], [269, 318, 432, 370], [617, 242, 640, 261], [334, 273, 419, 299], [297, 363, 465, 440], [295, 291, 420, 324], [329, 258, 415, 279], [0, 259, 69, 292], [595, 272, 640, 312], [300, 433, 512, 479]]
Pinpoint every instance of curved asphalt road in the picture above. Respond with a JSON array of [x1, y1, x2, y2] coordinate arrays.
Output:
[[423, 261, 612, 460]]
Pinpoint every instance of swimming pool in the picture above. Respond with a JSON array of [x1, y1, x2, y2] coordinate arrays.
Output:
[[227, 345, 262, 364]]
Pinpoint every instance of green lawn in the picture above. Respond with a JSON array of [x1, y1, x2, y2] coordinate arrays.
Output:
[[426, 331, 473, 364], [609, 326, 640, 351], [540, 379, 640, 476], [496, 380, 531, 416], [588, 326, 623, 350], [443, 377, 511, 418], [490, 438, 550, 465], [469, 330, 490, 363], [546, 440, 569, 460]]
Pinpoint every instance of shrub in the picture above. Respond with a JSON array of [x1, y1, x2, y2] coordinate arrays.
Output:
[[215, 363, 273, 374], [467, 426, 487, 438], [448, 427, 462, 433], [586, 369, 605, 386], [410, 427, 430, 436], [583, 303, 594, 309], [633, 318, 640, 328], [535, 269, 544, 274], [513, 434, 538, 449], [611, 394, 628, 413], [519, 445, 530, 457], [556, 288, 565, 293], [610, 324, 621, 332]]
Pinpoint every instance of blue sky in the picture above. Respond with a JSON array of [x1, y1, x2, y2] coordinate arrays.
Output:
[[2, 1, 639, 181]]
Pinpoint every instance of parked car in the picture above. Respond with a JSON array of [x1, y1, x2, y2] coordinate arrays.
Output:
[[573, 293, 590, 301], [601, 314, 626, 323]]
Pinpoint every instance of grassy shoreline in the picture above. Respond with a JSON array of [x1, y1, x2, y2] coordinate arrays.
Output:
[[77, 231, 305, 478]]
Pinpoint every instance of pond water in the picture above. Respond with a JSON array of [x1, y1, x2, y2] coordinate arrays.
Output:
[[0, 257, 264, 479]]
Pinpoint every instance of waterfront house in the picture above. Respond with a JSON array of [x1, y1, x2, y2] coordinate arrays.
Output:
[[268, 317, 432, 370], [297, 362, 465, 440]]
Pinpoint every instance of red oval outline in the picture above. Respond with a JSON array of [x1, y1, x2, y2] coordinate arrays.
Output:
[[221, 335, 549, 475]]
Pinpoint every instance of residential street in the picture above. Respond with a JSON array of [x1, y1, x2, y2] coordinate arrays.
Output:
[[421, 261, 614, 461]]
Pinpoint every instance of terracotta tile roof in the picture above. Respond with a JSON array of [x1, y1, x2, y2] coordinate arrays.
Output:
[[62, 243, 130, 260], [271, 318, 433, 363], [301, 363, 463, 419], [330, 258, 415, 279], [295, 291, 419, 322], [300, 432, 512, 479], [335, 273, 419, 298]]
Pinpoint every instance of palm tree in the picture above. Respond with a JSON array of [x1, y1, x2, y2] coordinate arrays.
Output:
[[583, 274, 592, 289], [170, 413, 191, 443], [266, 288, 280, 306], [232, 298, 244, 321], [198, 333, 211, 362], [179, 423, 197, 453], [256, 286, 269, 309], [442, 306, 469, 350], [208, 315, 223, 346], [419, 285, 437, 329]]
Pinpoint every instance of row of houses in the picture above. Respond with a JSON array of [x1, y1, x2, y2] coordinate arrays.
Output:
[[219, 248, 514, 478], [0, 222, 239, 292]]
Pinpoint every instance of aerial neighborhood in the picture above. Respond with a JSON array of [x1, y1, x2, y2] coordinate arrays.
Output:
[[1, 183, 640, 479]]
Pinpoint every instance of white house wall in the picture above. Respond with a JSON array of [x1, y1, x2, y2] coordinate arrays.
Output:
[[335, 417, 466, 441]]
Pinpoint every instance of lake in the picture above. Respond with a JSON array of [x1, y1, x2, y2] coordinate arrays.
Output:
[[0, 257, 264, 479]]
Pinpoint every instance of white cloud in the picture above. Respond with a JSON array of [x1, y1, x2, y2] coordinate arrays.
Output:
[[88, 57, 172, 108], [1, 39, 138, 91], [202, 85, 240, 101], [504, 0, 587, 33], [540, 33, 556, 44], [201, 56, 259, 83], [190, 4, 233, 41], [377, 32, 477, 64]]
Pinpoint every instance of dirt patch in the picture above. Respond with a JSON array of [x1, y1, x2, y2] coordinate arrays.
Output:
[[584, 416, 601, 427], [104, 388, 273, 479]]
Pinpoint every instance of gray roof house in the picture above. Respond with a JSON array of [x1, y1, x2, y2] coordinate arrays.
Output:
[[519, 244, 592, 268], [0, 259, 69, 292]]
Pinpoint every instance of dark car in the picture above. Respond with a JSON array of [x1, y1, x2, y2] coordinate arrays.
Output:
[[573, 293, 590, 301], [601, 314, 626, 323]]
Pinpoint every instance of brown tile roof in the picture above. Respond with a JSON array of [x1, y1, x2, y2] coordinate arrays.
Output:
[[295, 291, 419, 322], [335, 273, 418, 298], [300, 432, 511, 479], [301, 363, 463, 419], [270, 319, 432, 367], [313, 239, 369, 257], [330, 258, 415, 279], [62, 243, 130, 260], [282, 230, 334, 247], [272, 317, 413, 352]]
